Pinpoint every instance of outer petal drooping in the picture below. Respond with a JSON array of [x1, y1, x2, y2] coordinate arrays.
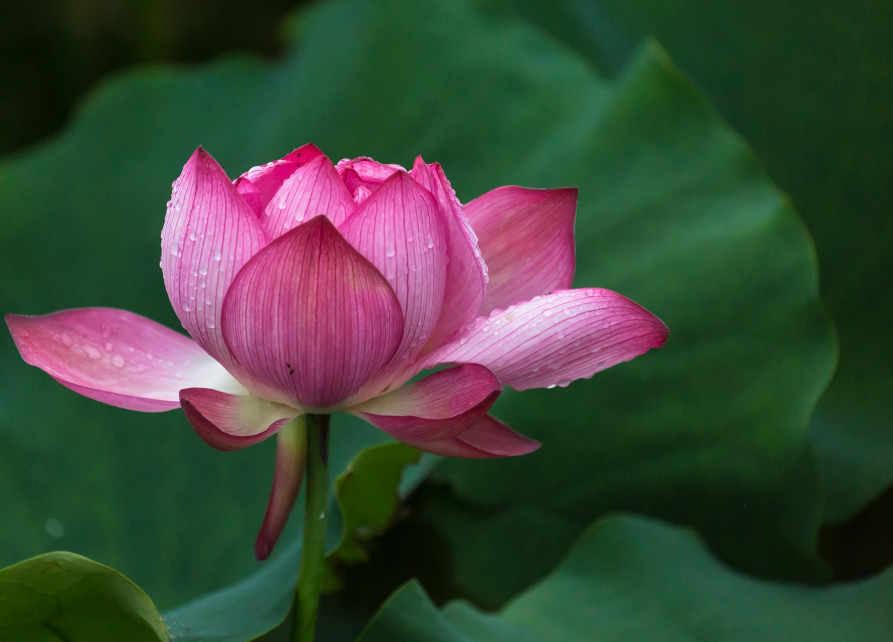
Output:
[[411, 289, 668, 391], [410, 158, 488, 350], [221, 216, 404, 410], [161, 147, 268, 371], [400, 415, 541, 458], [180, 388, 300, 451], [349, 364, 501, 442], [465, 186, 577, 316], [255, 419, 307, 560], [6, 308, 242, 411]]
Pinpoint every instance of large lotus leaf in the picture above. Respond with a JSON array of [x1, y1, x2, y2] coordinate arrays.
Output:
[[358, 515, 893, 642], [0, 0, 832, 618], [419, 3, 834, 584], [0, 552, 167, 642], [500, 0, 891, 523]]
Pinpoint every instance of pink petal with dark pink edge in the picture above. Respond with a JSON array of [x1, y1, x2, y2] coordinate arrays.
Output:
[[5, 308, 242, 412], [235, 143, 324, 215], [179, 387, 299, 451], [410, 158, 488, 350], [161, 147, 269, 372], [340, 172, 448, 395], [262, 155, 356, 239], [255, 420, 307, 560], [221, 216, 404, 410], [349, 364, 501, 442], [411, 289, 669, 391], [466, 186, 577, 316], [401, 415, 541, 459], [335, 157, 405, 201]]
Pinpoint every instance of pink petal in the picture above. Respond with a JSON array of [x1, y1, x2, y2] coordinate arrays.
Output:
[[350, 364, 501, 442], [340, 172, 448, 391], [402, 415, 540, 459], [335, 157, 405, 201], [262, 155, 356, 239], [410, 158, 488, 350], [417, 289, 669, 391], [6, 308, 241, 412], [466, 186, 577, 316], [255, 420, 307, 560], [179, 387, 299, 451], [161, 147, 269, 371], [235, 143, 324, 215], [221, 216, 404, 410]]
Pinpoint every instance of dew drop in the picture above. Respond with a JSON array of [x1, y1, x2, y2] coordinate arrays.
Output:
[[188, 230, 196, 241], [386, 245, 396, 258], [111, 354, 126, 368], [61, 333, 73, 347], [543, 310, 553, 317], [213, 248, 222, 261], [45, 518, 65, 538], [104, 342, 113, 351], [427, 236, 434, 249], [557, 378, 572, 388], [199, 264, 208, 275], [85, 345, 102, 360], [170, 240, 179, 256]]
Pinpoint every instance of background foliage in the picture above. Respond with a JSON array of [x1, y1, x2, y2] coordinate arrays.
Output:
[[0, 0, 889, 640]]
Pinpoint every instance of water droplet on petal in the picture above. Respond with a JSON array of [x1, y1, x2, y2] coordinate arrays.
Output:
[[213, 248, 222, 261], [386, 245, 395, 258], [111, 354, 126, 368]]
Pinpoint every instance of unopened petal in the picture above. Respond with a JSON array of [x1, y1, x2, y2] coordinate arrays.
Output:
[[350, 364, 500, 442], [466, 186, 577, 315], [410, 158, 487, 350], [262, 155, 356, 239], [6, 308, 242, 412], [236, 143, 324, 215], [161, 147, 268, 371], [340, 172, 448, 392], [179, 387, 299, 451], [221, 216, 403, 410]]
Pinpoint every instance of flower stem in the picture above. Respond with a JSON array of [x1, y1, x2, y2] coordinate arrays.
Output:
[[293, 413, 330, 642]]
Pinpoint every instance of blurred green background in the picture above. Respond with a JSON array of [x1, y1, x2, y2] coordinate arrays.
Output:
[[1, 0, 890, 640]]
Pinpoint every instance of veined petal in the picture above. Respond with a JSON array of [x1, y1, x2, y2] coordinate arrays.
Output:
[[350, 364, 500, 442], [416, 289, 669, 391], [410, 158, 487, 350], [221, 216, 404, 410], [466, 186, 577, 316], [335, 157, 405, 201], [235, 143, 324, 215], [262, 155, 356, 239], [401, 415, 540, 459], [179, 388, 299, 451], [161, 147, 268, 370], [6, 308, 242, 412], [340, 172, 448, 385], [255, 418, 307, 560]]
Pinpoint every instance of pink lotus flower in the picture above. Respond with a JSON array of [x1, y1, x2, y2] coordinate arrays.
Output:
[[6, 144, 668, 558]]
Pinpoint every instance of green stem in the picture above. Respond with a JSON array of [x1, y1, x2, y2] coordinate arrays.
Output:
[[293, 414, 330, 642]]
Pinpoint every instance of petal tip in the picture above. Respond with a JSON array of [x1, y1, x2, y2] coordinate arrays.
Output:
[[254, 534, 272, 561]]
